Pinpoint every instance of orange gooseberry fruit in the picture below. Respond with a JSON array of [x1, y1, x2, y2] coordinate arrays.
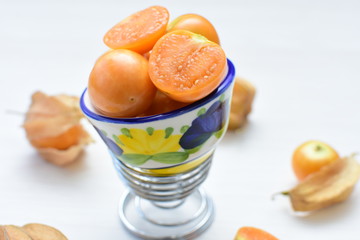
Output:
[[143, 51, 151, 60], [292, 140, 340, 181], [88, 49, 157, 117], [148, 30, 227, 103], [235, 227, 279, 240], [168, 13, 220, 44], [142, 91, 190, 116], [30, 124, 83, 150], [103, 6, 169, 54]]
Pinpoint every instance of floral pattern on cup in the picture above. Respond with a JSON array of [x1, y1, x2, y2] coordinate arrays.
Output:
[[114, 128, 189, 166], [179, 98, 227, 150], [96, 95, 228, 167], [95, 127, 123, 157]]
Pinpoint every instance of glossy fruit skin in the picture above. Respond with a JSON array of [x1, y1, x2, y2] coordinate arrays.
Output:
[[30, 124, 83, 150], [103, 6, 169, 54], [292, 140, 340, 181], [235, 227, 279, 240], [148, 30, 227, 103], [168, 13, 220, 44], [88, 49, 156, 117]]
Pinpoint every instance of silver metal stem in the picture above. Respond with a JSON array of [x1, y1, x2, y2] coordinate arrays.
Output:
[[112, 151, 213, 202]]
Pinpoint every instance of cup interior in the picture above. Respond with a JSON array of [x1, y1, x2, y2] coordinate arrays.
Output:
[[80, 59, 235, 124]]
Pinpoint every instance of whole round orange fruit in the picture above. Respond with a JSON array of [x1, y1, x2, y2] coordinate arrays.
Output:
[[88, 49, 156, 117], [167, 13, 220, 44], [292, 140, 340, 181]]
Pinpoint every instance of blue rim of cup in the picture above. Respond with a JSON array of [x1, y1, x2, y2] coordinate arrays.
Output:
[[80, 59, 235, 124]]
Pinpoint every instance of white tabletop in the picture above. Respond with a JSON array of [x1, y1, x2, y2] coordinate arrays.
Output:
[[1, 0, 360, 239]]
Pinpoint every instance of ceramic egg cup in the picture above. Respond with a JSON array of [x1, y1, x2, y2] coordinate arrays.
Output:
[[80, 59, 235, 239]]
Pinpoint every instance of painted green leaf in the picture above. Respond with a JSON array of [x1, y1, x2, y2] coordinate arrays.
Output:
[[121, 128, 132, 138], [146, 127, 154, 136], [152, 152, 189, 164], [121, 154, 151, 166], [185, 145, 202, 154], [165, 127, 174, 139], [219, 94, 225, 102], [197, 107, 206, 116], [213, 127, 225, 139], [180, 125, 190, 134], [112, 134, 124, 145]]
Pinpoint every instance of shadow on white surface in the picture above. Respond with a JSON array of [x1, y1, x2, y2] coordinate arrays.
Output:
[[23, 150, 89, 185]]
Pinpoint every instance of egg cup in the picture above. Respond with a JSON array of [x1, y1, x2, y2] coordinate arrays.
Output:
[[80, 59, 235, 239]]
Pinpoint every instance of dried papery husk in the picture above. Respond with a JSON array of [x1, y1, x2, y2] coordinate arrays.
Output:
[[0, 224, 68, 240], [2, 225, 32, 240], [228, 77, 256, 130], [0, 226, 6, 240], [284, 156, 360, 212], [23, 91, 92, 165], [37, 128, 93, 166], [22, 223, 68, 240], [24, 92, 83, 139]]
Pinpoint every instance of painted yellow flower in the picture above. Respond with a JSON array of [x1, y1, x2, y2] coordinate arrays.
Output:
[[118, 128, 181, 155]]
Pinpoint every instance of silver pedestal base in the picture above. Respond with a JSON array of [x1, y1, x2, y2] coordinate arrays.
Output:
[[119, 188, 214, 240]]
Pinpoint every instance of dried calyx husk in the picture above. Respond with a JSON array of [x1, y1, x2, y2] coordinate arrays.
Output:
[[228, 77, 256, 130], [282, 155, 360, 212], [1, 225, 32, 240], [0, 223, 68, 240], [23, 91, 92, 166]]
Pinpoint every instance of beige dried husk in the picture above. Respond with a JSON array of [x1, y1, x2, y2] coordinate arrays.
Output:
[[36, 129, 92, 166], [23, 91, 92, 166], [24, 92, 83, 139], [2, 225, 32, 240], [228, 77, 256, 130], [0, 223, 68, 240], [22, 223, 68, 240], [0, 226, 4, 240], [284, 155, 360, 212]]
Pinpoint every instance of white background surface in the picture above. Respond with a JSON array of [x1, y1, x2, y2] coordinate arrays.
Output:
[[1, 0, 360, 239]]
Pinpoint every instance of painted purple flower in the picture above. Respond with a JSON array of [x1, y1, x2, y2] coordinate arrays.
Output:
[[179, 100, 226, 149], [94, 127, 123, 157]]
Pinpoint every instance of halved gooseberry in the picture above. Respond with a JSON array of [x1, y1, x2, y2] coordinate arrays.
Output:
[[235, 227, 279, 240], [148, 30, 227, 103], [168, 13, 220, 44], [103, 6, 169, 54]]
